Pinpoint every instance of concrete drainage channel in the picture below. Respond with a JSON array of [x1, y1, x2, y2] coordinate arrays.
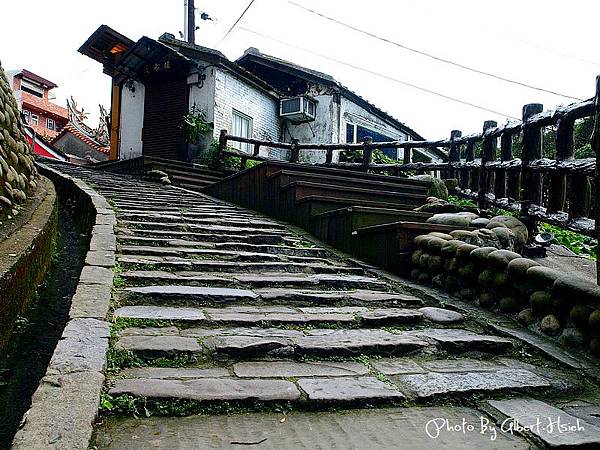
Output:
[[9, 164, 116, 449]]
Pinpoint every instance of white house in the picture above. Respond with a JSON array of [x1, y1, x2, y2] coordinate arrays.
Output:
[[79, 26, 444, 164]]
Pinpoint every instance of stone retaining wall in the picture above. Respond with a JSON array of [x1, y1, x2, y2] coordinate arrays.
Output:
[[409, 229, 600, 358], [0, 62, 38, 217], [0, 176, 57, 349], [12, 164, 116, 449]]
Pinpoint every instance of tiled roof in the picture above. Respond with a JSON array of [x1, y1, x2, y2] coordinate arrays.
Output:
[[22, 92, 68, 119], [237, 48, 426, 141], [51, 123, 110, 154]]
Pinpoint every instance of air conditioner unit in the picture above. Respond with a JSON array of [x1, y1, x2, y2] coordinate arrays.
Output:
[[280, 96, 316, 123]]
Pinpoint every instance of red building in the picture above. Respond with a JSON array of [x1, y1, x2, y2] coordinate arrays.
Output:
[[7, 69, 68, 140]]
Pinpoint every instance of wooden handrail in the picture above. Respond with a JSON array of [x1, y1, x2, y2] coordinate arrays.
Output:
[[214, 75, 600, 278]]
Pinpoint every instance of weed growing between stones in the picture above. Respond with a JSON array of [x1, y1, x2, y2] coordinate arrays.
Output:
[[99, 394, 297, 418], [112, 317, 174, 330]]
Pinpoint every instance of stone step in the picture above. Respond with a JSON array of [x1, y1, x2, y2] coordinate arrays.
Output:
[[115, 208, 258, 218], [117, 237, 329, 257], [118, 273, 386, 293], [116, 326, 514, 360], [118, 245, 330, 265], [115, 228, 286, 244], [115, 327, 429, 359], [394, 369, 551, 399], [113, 305, 424, 327], [117, 286, 260, 304], [118, 282, 418, 307], [488, 398, 600, 448], [118, 257, 363, 275], [108, 375, 405, 406], [119, 220, 289, 235], [118, 213, 285, 228], [254, 288, 423, 307], [93, 407, 531, 449]]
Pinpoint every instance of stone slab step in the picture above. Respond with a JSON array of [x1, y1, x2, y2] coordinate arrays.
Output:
[[394, 369, 551, 398], [118, 212, 284, 228], [120, 273, 384, 292], [116, 237, 328, 257], [94, 407, 530, 449], [118, 245, 329, 265], [232, 361, 369, 378], [118, 257, 363, 275], [119, 220, 289, 235], [113, 305, 423, 326], [488, 398, 600, 448], [116, 327, 429, 358], [297, 377, 404, 402], [413, 329, 514, 353], [255, 288, 423, 306], [115, 228, 285, 244], [119, 286, 259, 304], [109, 378, 301, 402]]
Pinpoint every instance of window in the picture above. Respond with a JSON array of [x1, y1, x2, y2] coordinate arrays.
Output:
[[30, 114, 39, 126], [20, 79, 44, 98], [23, 110, 30, 124], [231, 110, 252, 153], [345, 123, 398, 159], [47, 118, 55, 130]]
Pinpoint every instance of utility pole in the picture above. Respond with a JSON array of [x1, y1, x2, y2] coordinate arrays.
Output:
[[184, 0, 195, 43]]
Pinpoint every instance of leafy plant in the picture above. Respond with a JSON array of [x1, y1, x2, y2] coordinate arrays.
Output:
[[448, 195, 477, 208], [539, 223, 597, 260], [182, 106, 212, 144]]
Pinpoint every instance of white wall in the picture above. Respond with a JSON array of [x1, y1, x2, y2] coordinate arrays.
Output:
[[119, 80, 144, 160], [212, 68, 281, 158], [188, 66, 216, 125]]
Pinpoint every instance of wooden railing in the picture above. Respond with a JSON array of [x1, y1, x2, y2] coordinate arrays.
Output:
[[217, 76, 600, 240]]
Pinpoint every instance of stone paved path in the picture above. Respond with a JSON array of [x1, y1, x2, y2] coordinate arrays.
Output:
[[42, 161, 600, 449]]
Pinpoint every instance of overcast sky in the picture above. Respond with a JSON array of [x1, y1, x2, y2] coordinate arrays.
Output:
[[2, 0, 599, 139]]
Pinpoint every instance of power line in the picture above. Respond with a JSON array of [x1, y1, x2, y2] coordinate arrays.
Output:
[[215, 0, 256, 47], [239, 27, 520, 120], [288, 1, 583, 101], [516, 38, 600, 67]]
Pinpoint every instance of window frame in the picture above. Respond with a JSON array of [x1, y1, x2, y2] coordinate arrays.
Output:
[[231, 109, 253, 154], [47, 118, 56, 131], [30, 113, 39, 126]]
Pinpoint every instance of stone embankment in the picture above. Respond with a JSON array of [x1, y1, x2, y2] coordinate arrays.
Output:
[[410, 209, 600, 360], [13, 161, 600, 448]]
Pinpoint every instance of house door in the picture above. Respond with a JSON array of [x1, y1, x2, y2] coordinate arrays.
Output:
[[142, 76, 187, 160]]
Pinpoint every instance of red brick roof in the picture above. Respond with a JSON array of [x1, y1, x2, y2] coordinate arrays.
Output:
[[51, 123, 110, 154]]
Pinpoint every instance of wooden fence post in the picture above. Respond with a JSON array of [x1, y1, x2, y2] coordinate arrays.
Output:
[[290, 139, 300, 163], [362, 137, 373, 171], [403, 147, 412, 165], [520, 103, 544, 216], [591, 75, 600, 284], [325, 148, 333, 165], [217, 129, 228, 170], [548, 117, 574, 213], [496, 132, 511, 199], [253, 142, 261, 157], [478, 120, 497, 208], [448, 130, 462, 180], [465, 140, 477, 191]]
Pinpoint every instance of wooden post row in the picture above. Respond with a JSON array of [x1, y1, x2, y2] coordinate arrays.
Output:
[[478, 120, 497, 208], [362, 137, 373, 171], [217, 129, 228, 170], [290, 139, 300, 163], [448, 130, 462, 180], [520, 103, 544, 215], [591, 75, 600, 284]]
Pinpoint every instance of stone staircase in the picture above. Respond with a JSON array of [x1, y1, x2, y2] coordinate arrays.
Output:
[[39, 160, 600, 448]]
